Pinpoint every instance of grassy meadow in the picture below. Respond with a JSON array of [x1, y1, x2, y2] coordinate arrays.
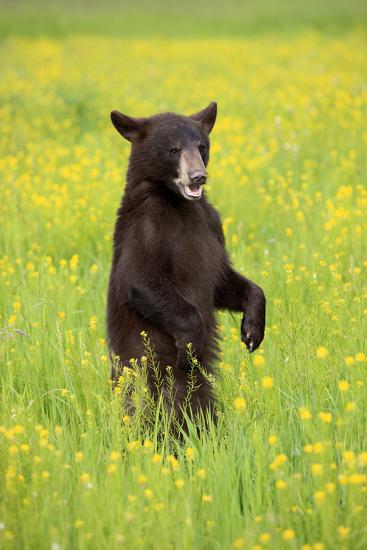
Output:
[[1, 1, 367, 548]]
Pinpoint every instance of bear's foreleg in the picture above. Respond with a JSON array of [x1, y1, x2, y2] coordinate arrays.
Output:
[[215, 265, 266, 352]]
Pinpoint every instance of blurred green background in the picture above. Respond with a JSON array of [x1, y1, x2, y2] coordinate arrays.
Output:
[[1, 0, 367, 37]]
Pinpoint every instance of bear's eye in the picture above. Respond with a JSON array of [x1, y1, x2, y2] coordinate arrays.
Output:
[[199, 144, 206, 155], [170, 147, 181, 155]]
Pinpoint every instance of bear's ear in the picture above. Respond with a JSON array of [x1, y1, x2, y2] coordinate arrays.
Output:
[[190, 102, 217, 135], [110, 110, 146, 142]]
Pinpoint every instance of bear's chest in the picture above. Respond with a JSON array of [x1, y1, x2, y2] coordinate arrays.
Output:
[[170, 209, 225, 307]]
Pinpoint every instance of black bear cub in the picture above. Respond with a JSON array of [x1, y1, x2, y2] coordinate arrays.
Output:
[[107, 102, 266, 421]]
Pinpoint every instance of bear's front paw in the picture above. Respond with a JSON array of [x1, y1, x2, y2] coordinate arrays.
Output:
[[241, 315, 264, 353]]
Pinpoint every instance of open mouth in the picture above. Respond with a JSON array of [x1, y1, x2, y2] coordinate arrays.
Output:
[[183, 183, 203, 199]]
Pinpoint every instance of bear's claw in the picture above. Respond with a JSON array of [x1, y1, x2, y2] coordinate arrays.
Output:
[[241, 316, 264, 353]]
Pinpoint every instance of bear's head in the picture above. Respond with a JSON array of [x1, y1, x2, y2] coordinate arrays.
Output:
[[110, 102, 217, 201]]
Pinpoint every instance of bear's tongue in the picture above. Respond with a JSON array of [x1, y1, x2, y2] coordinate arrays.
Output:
[[184, 184, 203, 198]]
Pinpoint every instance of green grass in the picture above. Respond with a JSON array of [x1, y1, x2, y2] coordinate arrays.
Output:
[[1, 1, 367, 548]]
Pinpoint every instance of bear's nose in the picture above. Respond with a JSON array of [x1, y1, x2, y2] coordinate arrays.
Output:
[[189, 170, 206, 185]]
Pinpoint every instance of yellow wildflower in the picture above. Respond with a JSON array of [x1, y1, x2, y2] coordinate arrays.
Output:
[[175, 479, 185, 489], [275, 479, 287, 490], [282, 529, 295, 540], [311, 463, 323, 476], [185, 447, 195, 460], [345, 356, 355, 367], [338, 526, 350, 539], [254, 355, 265, 367], [299, 407, 312, 420], [268, 435, 277, 446], [338, 380, 350, 392], [314, 490, 326, 504], [74, 520, 84, 529], [319, 411, 332, 423], [233, 397, 246, 412], [107, 463, 117, 474], [75, 451, 84, 462], [259, 533, 271, 544], [262, 376, 273, 389], [138, 474, 147, 485], [316, 346, 328, 359]]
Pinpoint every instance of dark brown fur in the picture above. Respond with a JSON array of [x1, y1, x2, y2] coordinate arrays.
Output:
[[107, 103, 266, 422]]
